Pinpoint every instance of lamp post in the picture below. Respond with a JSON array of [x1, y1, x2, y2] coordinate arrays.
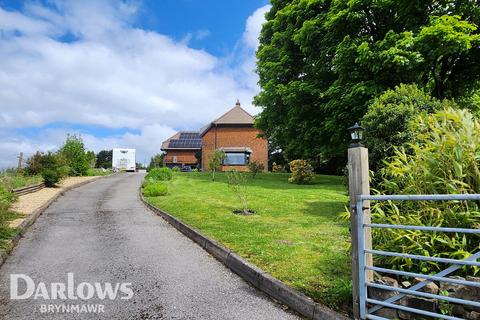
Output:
[[347, 122, 365, 148], [347, 122, 372, 319]]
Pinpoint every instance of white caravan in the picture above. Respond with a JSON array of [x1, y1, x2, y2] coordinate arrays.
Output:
[[112, 148, 136, 172]]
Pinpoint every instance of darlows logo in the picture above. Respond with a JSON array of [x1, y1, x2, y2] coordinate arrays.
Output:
[[11, 273, 133, 300], [10, 273, 133, 314]]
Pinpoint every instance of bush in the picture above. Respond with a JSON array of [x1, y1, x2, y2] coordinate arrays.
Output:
[[372, 107, 480, 275], [26, 152, 68, 187], [248, 161, 264, 178], [42, 169, 61, 187], [145, 167, 173, 181], [172, 166, 181, 172], [272, 162, 285, 173], [362, 84, 452, 172], [143, 183, 168, 197], [288, 160, 315, 184]]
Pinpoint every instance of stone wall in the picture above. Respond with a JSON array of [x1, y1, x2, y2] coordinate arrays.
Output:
[[369, 275, 480, 319]]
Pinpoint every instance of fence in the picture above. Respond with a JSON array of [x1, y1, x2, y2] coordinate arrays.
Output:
[[356, 194, 480, 320], [12, 182, 45, 196]]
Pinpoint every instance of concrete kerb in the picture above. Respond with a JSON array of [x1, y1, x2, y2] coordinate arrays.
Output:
[[0, 175, 111, 267], [139, 190, 350, 320]]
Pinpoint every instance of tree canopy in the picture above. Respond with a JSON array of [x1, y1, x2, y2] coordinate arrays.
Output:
[[254, 0, 480, 166]]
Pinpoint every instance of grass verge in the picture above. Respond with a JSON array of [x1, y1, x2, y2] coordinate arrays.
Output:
[[144, 172, 351, 310], [0, 172, 42, 190]]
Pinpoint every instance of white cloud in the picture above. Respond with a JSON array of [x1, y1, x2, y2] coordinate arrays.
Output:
[[0, 1, 270, 168]]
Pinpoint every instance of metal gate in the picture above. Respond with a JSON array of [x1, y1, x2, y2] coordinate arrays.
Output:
[[356, 194, 480, 320]]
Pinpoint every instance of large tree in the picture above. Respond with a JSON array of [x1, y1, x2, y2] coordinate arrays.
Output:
[[254, 0, 480, 165]]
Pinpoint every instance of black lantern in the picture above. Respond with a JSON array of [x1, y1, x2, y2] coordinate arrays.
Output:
[[347, 122, 364, 148]]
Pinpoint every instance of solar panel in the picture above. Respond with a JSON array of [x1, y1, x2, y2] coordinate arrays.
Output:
[[168, 132, 201, 148]]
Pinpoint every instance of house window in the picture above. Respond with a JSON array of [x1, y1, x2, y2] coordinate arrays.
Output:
[[223, 152, 250, 166], [172, 156, 177, 163]]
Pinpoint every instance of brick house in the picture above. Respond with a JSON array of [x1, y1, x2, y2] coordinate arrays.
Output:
[[161, 131, 201, 168], [200, 101, 268, 172], [161, 101, 268, 171]]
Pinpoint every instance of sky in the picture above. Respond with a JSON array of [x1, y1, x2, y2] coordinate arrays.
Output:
[[0, 0, 271, 167]]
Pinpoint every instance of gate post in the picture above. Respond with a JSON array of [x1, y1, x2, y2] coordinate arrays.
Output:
[[347, 124, 372, 319]]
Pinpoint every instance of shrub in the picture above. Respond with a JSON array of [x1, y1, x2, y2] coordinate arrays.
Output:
[[248, 161, 264, 178], [26, 152, 68, 187], [272, 162, 285, 173], [172, 166, 181, 172], [145, 167, 173, 181], [42, 169, 61, 187], [143, 183, 168, 197], [288, 160, 315, 184], [372, 107, 480, 275], [59, 134, 90, 176], [362, 84, 452, 172]]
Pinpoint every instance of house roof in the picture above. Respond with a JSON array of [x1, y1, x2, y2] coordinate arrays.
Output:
[[200, 100, 254, 136], [161, 131, 201, 150]]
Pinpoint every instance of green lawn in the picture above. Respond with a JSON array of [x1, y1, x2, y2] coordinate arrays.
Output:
[[145, 172, 351, 310]]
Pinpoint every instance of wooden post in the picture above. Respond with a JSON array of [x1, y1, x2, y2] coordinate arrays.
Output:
[[348, 146, 372, 319], [17, 152, 24, 170]]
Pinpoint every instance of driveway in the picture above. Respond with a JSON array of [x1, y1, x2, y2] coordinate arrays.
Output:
[[0, 173, 299, 319]]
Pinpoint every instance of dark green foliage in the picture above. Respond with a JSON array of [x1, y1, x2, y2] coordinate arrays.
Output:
[[96, 150, 113, 169], [247, 161, 264, 178], [41, 169, 61, 187], [59, 134, 89, 176], [255, 0, 480, 166], [143, 183, 168, 197], [362, 84, 452, 171], [145, 167, 173, 181]]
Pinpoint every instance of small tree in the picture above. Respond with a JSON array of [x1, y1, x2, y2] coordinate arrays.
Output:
[[86, 150, 96, 168], [208, 150, 225, 181], [59, 134, 89, 176], [288, 160, 315, 184], [148, 153, 165, 170], [226, 170, 250, 214], [248, 161, 264, 178]]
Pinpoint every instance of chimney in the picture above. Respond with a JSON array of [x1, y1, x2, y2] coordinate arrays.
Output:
[[235, 99, 240, 107]]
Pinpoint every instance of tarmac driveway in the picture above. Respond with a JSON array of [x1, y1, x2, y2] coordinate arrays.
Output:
[[0, 173, 299, 320]]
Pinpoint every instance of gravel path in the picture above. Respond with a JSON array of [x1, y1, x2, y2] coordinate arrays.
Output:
[[0, 173, 299, 320], [11, 176, 100, 215]]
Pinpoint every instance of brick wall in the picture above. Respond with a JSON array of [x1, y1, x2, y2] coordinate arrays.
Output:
[[201, 125, 268, 172], [164, 150, 198, 166]]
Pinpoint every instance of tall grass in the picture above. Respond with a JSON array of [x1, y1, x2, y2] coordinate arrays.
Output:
[[0, 170, 43, 190]]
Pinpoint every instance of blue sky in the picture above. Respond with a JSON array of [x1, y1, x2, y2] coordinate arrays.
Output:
[[0, 0, 270, 167]]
